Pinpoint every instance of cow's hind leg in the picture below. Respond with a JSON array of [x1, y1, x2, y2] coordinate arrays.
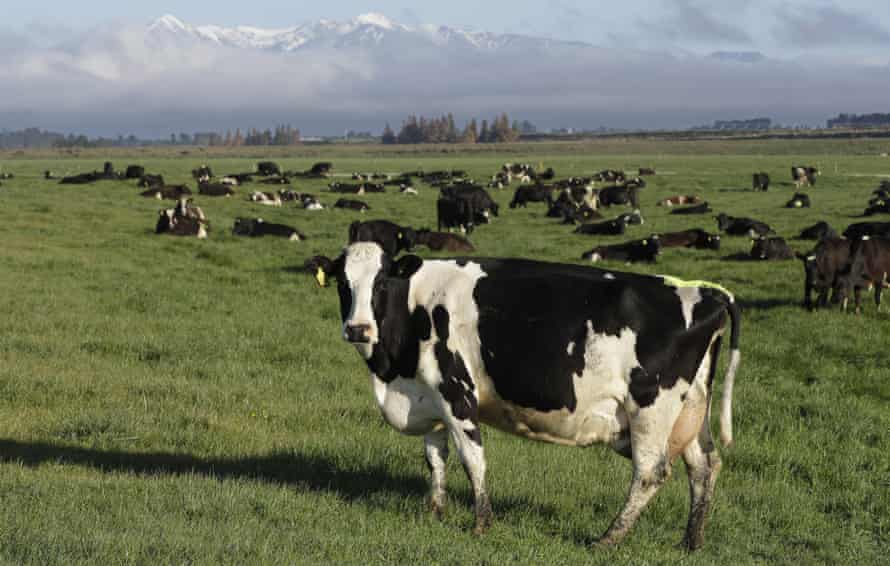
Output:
[[599, 387, 686, 545], [424, 428, 449, 518]]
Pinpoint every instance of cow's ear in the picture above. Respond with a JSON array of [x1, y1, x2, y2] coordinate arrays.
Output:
[[390, 255, 423, 279], [304, 255, 338, 287]]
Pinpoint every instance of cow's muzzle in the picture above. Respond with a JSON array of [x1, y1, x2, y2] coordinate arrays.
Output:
[[344, 324, 372, 344]]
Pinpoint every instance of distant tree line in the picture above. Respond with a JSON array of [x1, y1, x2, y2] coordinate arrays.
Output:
[[827, 113, 890, 129], [381, 114, 527, 144], [173, 125, 302, 147]]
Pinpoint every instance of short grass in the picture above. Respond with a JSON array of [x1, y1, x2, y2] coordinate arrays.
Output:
[[0, 140, 888, 565]]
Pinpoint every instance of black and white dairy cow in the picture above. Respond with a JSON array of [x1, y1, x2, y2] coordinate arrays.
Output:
[[307, 242, 741, 550]]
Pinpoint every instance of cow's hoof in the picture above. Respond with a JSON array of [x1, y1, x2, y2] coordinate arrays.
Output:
[[681, 532, 704, 551]]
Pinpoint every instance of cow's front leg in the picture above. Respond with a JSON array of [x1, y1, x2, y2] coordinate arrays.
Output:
[[424, 428, 449, 518], [446, 414, 491, 535]]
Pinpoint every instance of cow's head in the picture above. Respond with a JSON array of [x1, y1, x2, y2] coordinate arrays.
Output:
[[706, 234, 721, 250], [306, 243, 423, 355]]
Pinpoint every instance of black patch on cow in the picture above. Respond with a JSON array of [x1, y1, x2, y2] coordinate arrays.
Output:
[[361, 273, 425, 382], [628, 366, 658, 407], [464, 427, 482, 444], [455, 258, 470, 267], [432, 306, 479, 432]]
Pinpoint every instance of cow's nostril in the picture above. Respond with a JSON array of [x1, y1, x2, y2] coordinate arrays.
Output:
[[344, 324, 371, 343]]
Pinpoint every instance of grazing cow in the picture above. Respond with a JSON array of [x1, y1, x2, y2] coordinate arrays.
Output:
[[798, 238, 851, 310], [414, 229, 475, 252], [335, 199, 371, 212], [510, 185, 553, 208], [138, 174, 165, 188], [791, 166, 819, 188], [638, 167, 656, 176], [715, 213, 773, 237], [671, 202, 712, 215], [598, 184, 641, 209], [785, 193, 811, 208], [198, 182, 235, 197], [657, 229, 721, 251], [658, 195, 701, 207], [232, 218, 305, 241], [836, 237, 890, 312], [140, 185, 191, 200], [752, 172, 770, 192], [843, 221, 890, 240], [437, 197, 475, 234], [306, 242, 740, 549], [124, 165, 145, 179], [750, 237, 794, 260], [348, 220, 417, 256], [192, 165, 213, 181], [257, 161, 282, 176], [248, 191, 282, 206], [440, 186, 499, 219], [582, 237, 661, 263], [574, 217, 627, 235], [798, 221, 838, 240]]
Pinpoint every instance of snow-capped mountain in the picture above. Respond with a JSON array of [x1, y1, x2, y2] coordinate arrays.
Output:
[[144, 13, 593, 53]]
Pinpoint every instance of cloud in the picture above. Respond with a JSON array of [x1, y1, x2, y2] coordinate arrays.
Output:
[[1, 18, 889, 135], [639, 0, 752, 44], [773, 4, 890, 47]]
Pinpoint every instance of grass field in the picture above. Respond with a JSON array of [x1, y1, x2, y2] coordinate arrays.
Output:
[[0, 140, 888, 565]]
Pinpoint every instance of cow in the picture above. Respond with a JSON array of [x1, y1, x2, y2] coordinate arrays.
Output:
[[220, 176, 241, 186], [749, 237, 794, 260], [657, 229, 721, 251], [582, 237, 661, 263], [509, 185, 553, 208], [301, 195, 325, 210], [798, 221, 838, 240], [307, 162, 333, 177], [785, 193, 811, 209], [842, 221, 890, 240], [44, 171, 56, 180], [638, 167, 656, 176], [198, 182, 235, 197], [399, 184, 418, 196], [836, 237, 890, 312], [440, 186, 499, 220], [864, 199, 890, 216], [124, 165, 145, 179], [798, 238, 851, 310], [334, 199, 371, 212], [225, 173, 254, 184], [257, 161, 282, 176], [138, 174, 165, 188], [616, 211, 644, 225], [232, 218, 305, 241], [715, 213, 773, 238], [60, 173, 100, 185], [658, 195, 701, 207], [574, 217, 627, 236], [278, 189, 301, 202], [414, 229, 475, 252], [140, 185, 191, 200], [155, 199, 207, 238], [192, 165, 213, 182], [437, 197, 475, 234], [305, 242, 741, 549], [0, 172, 13, 180], [248, 191, 282, 206], [752, 172, 770, 192], [791, 166, 819, 188], [671, 202, 712, 215], [598, 184, 641, 209], [348, 220, 417, 256], [594, 169, 626, 183]]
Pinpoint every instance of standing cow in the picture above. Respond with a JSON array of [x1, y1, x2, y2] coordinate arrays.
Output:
[[306, 243, 741, 550]]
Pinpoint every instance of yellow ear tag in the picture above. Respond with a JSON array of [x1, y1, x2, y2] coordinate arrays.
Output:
[[642, 239, 648, 245], [398, 232, 403, 238], [315, 267, 327, 287]]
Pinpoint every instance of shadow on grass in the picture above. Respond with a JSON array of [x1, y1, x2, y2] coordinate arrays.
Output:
[[738, 298, 801, 311], [0, 438, 557, 519]]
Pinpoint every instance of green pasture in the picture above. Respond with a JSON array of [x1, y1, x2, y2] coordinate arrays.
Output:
[[0, 140, 887, 564]]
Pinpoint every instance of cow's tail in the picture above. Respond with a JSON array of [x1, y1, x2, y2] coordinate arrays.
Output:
[[720, 299, 741, 449]]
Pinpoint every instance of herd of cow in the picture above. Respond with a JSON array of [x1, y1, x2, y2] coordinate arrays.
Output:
[[18, 156, 890, 551]]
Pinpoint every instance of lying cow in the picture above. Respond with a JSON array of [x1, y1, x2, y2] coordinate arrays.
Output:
[[752, 172, 770, 192], [864, 199, 890, 216], [334, 199, 370, 212], [306, 242, 740, 550], [715, 213, 773, 238], [798, 221, 838, 240], [301, 195, 325, 210], [750, 236, 794, 260], [124, 165, 145, 179], [785, 193, 811, 208], [248, 191, 282, 206], [192, 165, 213, 181], [232, 218, 305, 241], [798, 238, 851, 310], [155, 199, 207, 239], [843, 221, 890, 240], [138, 174, 165, 188], [598, 184, 641, 208], [837, 237, 890, 312], [657, 229, 721, 250], [582, 236, 661, 263], [671, 202, 712, 215], [140, 185, 191, 200], [198, 182, 235, 197], [574, 217, 627, 236], [348, 220, 416, 256], [658, 195, 701, 207], [414, 229, 475, 252], [256, 161, 281, 176], [638, 167, 656, 175]]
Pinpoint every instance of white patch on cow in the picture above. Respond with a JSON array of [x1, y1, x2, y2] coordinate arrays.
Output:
[[604, 272, 616, 280], [289, 233, 301, 241], [343, 243, 385, 349], [196, 225, 208, 239], [589, 253, 602, 263], [371, 375, 442, 435], [566, 341, 575, 355], [674, 286, 702, 329]]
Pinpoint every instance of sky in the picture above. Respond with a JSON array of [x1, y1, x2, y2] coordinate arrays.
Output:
[[2, 1, 890, 136]]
